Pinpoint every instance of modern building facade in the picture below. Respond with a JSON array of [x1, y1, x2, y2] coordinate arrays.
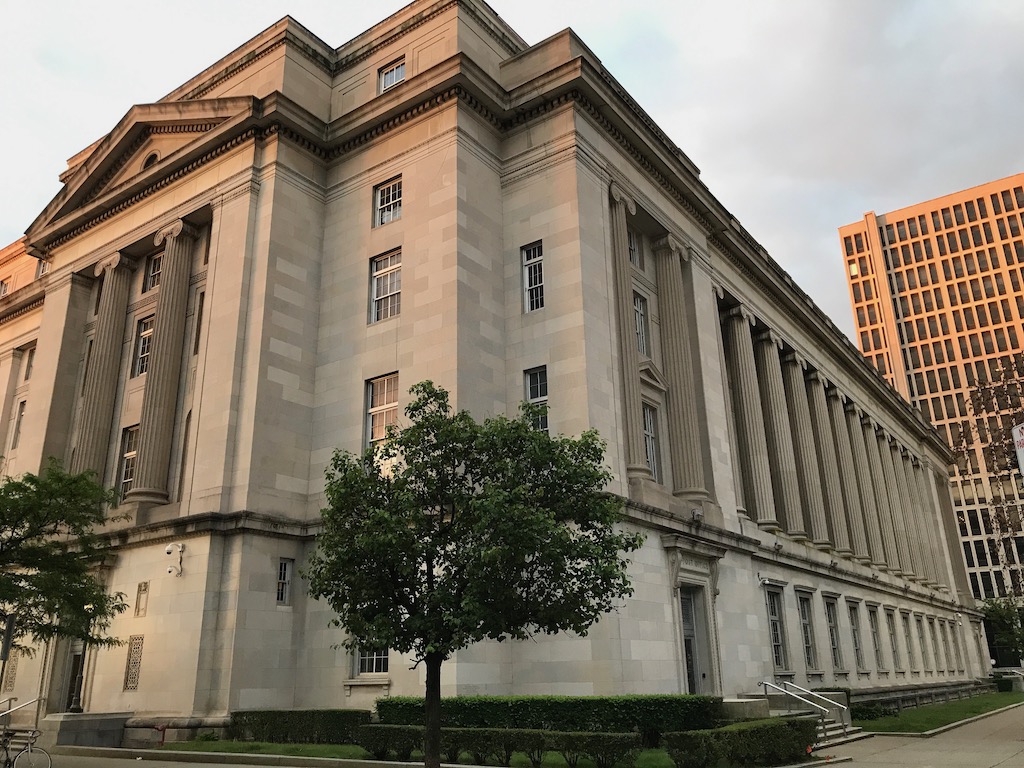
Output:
[[840, 174, 1024, 604], [0, 0, 983, 742]]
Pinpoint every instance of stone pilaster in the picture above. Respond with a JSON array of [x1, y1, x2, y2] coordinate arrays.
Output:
[[652, 235, 707, 501], [859, 415, 894, 570], [872, 427, 908, 576], [830, 391, 871, 563], [807, 371, 847, 554], [609, 182, 650, 479], [912, 458, 944, 587], [72, 253, 135, 477], [125, 220, 198, 506], [782, 353, 828, 546], [753, 331, 805, 537], [723, 306, 777, 529]]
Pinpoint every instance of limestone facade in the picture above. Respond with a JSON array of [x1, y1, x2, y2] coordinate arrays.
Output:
[[0, 0, 984, 731]]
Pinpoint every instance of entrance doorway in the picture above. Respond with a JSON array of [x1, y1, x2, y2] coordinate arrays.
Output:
[[680, 587, 704, 693]]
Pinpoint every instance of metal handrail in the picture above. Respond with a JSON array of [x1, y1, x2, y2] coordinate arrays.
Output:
[[0, 699, 37, 717], [760, 681, 828, 714], [0, 699, 14, 710], [778, 681, 848, 736]]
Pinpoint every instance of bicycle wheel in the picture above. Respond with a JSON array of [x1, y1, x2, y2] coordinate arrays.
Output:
[[13, 746, 50, 768]]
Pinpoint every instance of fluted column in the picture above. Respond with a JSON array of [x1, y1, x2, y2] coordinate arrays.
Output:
[[652, 235, 707, 500], [125, 220, 197, 505], [782, 353, 829, 546], [889, 443, 921, 581], [847, 405, 888, 569], [861, 416, 897, 571], [723, 306, 777, 528], [753, 332, 805, 537], [807, 371, 847, 554], [912, 458, 945, 587], [872, 427, 907, 575], [609, 183, 649, 478], [72, 253, 135, 477], [830, 391, 871, 563]]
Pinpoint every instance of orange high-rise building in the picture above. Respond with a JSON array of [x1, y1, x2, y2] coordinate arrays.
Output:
[[840, 174, 1024, 602]]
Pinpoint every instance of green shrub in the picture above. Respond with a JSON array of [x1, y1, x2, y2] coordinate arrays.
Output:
[[228, 709, 371, 744], [376, 694, 723, 746], [664, 717, 816, 768], [355, 724, 423, 760], [583, 732, 642, 768], [851, 701, 897, 720]]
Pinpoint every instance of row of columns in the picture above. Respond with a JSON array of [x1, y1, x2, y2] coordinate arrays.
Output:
[[609, 183, 709, 505], [722, 303, 950, 589], [71, 219, 198, 507]]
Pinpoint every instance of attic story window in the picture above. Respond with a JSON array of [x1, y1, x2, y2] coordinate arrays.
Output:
[[379, 59, 405, 93]]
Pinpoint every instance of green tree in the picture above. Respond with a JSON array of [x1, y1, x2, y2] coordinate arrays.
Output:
[[981, 596, 1024, 664], [306, 382, 643, 768], [0, 460, 128, 649]]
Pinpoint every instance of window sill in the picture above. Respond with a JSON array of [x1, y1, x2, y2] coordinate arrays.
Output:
[[343, 676, 391, 697]]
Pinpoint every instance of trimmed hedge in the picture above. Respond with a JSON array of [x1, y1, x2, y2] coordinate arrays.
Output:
[[356, 724, 640, 765], [228, 708, 371, 744], [376, 694, 723, 746], [664, 717, 818, 768], [851, 701, 897, 720]]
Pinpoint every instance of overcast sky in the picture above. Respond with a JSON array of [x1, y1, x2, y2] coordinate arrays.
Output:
[[2, 0, 1022, 338]]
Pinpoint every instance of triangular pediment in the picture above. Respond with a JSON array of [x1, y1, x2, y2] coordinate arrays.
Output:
[[639, 359, 668, 392], [28, 97, 260, 244]]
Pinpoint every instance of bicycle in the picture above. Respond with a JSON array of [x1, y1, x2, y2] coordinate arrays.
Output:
[[0, 729, 50, 768]]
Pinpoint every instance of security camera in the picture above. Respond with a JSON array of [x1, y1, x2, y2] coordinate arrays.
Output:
[[167, 566, 176, 575], [165, 544, 174, 555]]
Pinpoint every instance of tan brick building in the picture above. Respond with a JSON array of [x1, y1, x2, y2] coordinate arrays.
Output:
[[840, 174, 1024, 604], [0, 0, 984, 744]]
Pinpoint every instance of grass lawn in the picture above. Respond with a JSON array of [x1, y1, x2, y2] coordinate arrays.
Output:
[[160, 741, 674, 767], [854, 691, 1024, 733]]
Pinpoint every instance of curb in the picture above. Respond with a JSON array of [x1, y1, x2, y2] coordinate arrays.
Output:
[[866, 700, 1024, 738]]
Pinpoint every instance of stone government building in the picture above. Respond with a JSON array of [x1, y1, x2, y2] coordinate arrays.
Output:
[[0, 0, 986, 743]]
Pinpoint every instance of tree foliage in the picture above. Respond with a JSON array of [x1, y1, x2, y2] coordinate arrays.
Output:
[[980, 596, 1024, 662], [306, 381, 643, 767], [0, 460, 128, 648]]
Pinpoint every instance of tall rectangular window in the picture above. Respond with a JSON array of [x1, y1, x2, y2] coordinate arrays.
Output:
[[143, 253, 162, 292], [929, 619, 941, 673], [848, 603, 866, 670], [10, 400, 25, 450], [765, 588, 788, 671], [0, 280, 9, 297], [378, 59, 405, 92], [22, 347, 34, 381], [797, 593, 817, 670], [120, 426, 140, 499], [642, 402, 660, 482], [824, 598, 843, 669], [35, 259, 49, 279], [522, 241, 544, 312], [371, 250, 402, 321], [193, 291, 205, 355], [374, 177, 402, 226], [357, 648, 389, 675], [368, 374, 399, 446], [868, 607, 884, 669], [134, 581, 149, 618], [902, 613, 916, 669], [885, 609, 901, 669], [627, 229, 644, 269], [525, 366, 548, 433], [133, 316, 155, 376], [633, 292, 650, 356], [276, 558, 294, 606]]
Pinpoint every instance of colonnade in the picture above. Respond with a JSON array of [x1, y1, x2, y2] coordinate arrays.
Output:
[[721, 302, 951, 589], [70, 219, 198, 507]]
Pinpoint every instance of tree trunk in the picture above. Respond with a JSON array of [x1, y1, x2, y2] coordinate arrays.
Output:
[[424, 651, 444, 768]]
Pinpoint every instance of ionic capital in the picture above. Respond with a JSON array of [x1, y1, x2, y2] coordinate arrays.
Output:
[[725, 304, 757, 327], [154, 219, 199, 247], [652, 233, 686, 261], [609, 181, 637, 216], [94, 252, 136, 278], [754, 329, 784, 350], [827, 386, 847, 404], [782, 351, 807, 370]]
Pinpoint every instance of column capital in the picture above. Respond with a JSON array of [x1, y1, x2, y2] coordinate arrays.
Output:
[[725, 304, 757, 327], [861, 413, 879, 431], [609, 181, 637, 215], [781, 351, 807, 370], [843, 400, 861, 417], [154, 219, 199, 247], [652, 233, 688, 261], [754, 329, 784, 349], [94, 251, 136, 278], [806, 369, 830, 387], [827, 385, 847, 404]]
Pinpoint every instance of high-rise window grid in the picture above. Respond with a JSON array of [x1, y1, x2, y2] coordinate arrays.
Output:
[[371, 250, 401, 321], [522, 242, 544, 312]]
